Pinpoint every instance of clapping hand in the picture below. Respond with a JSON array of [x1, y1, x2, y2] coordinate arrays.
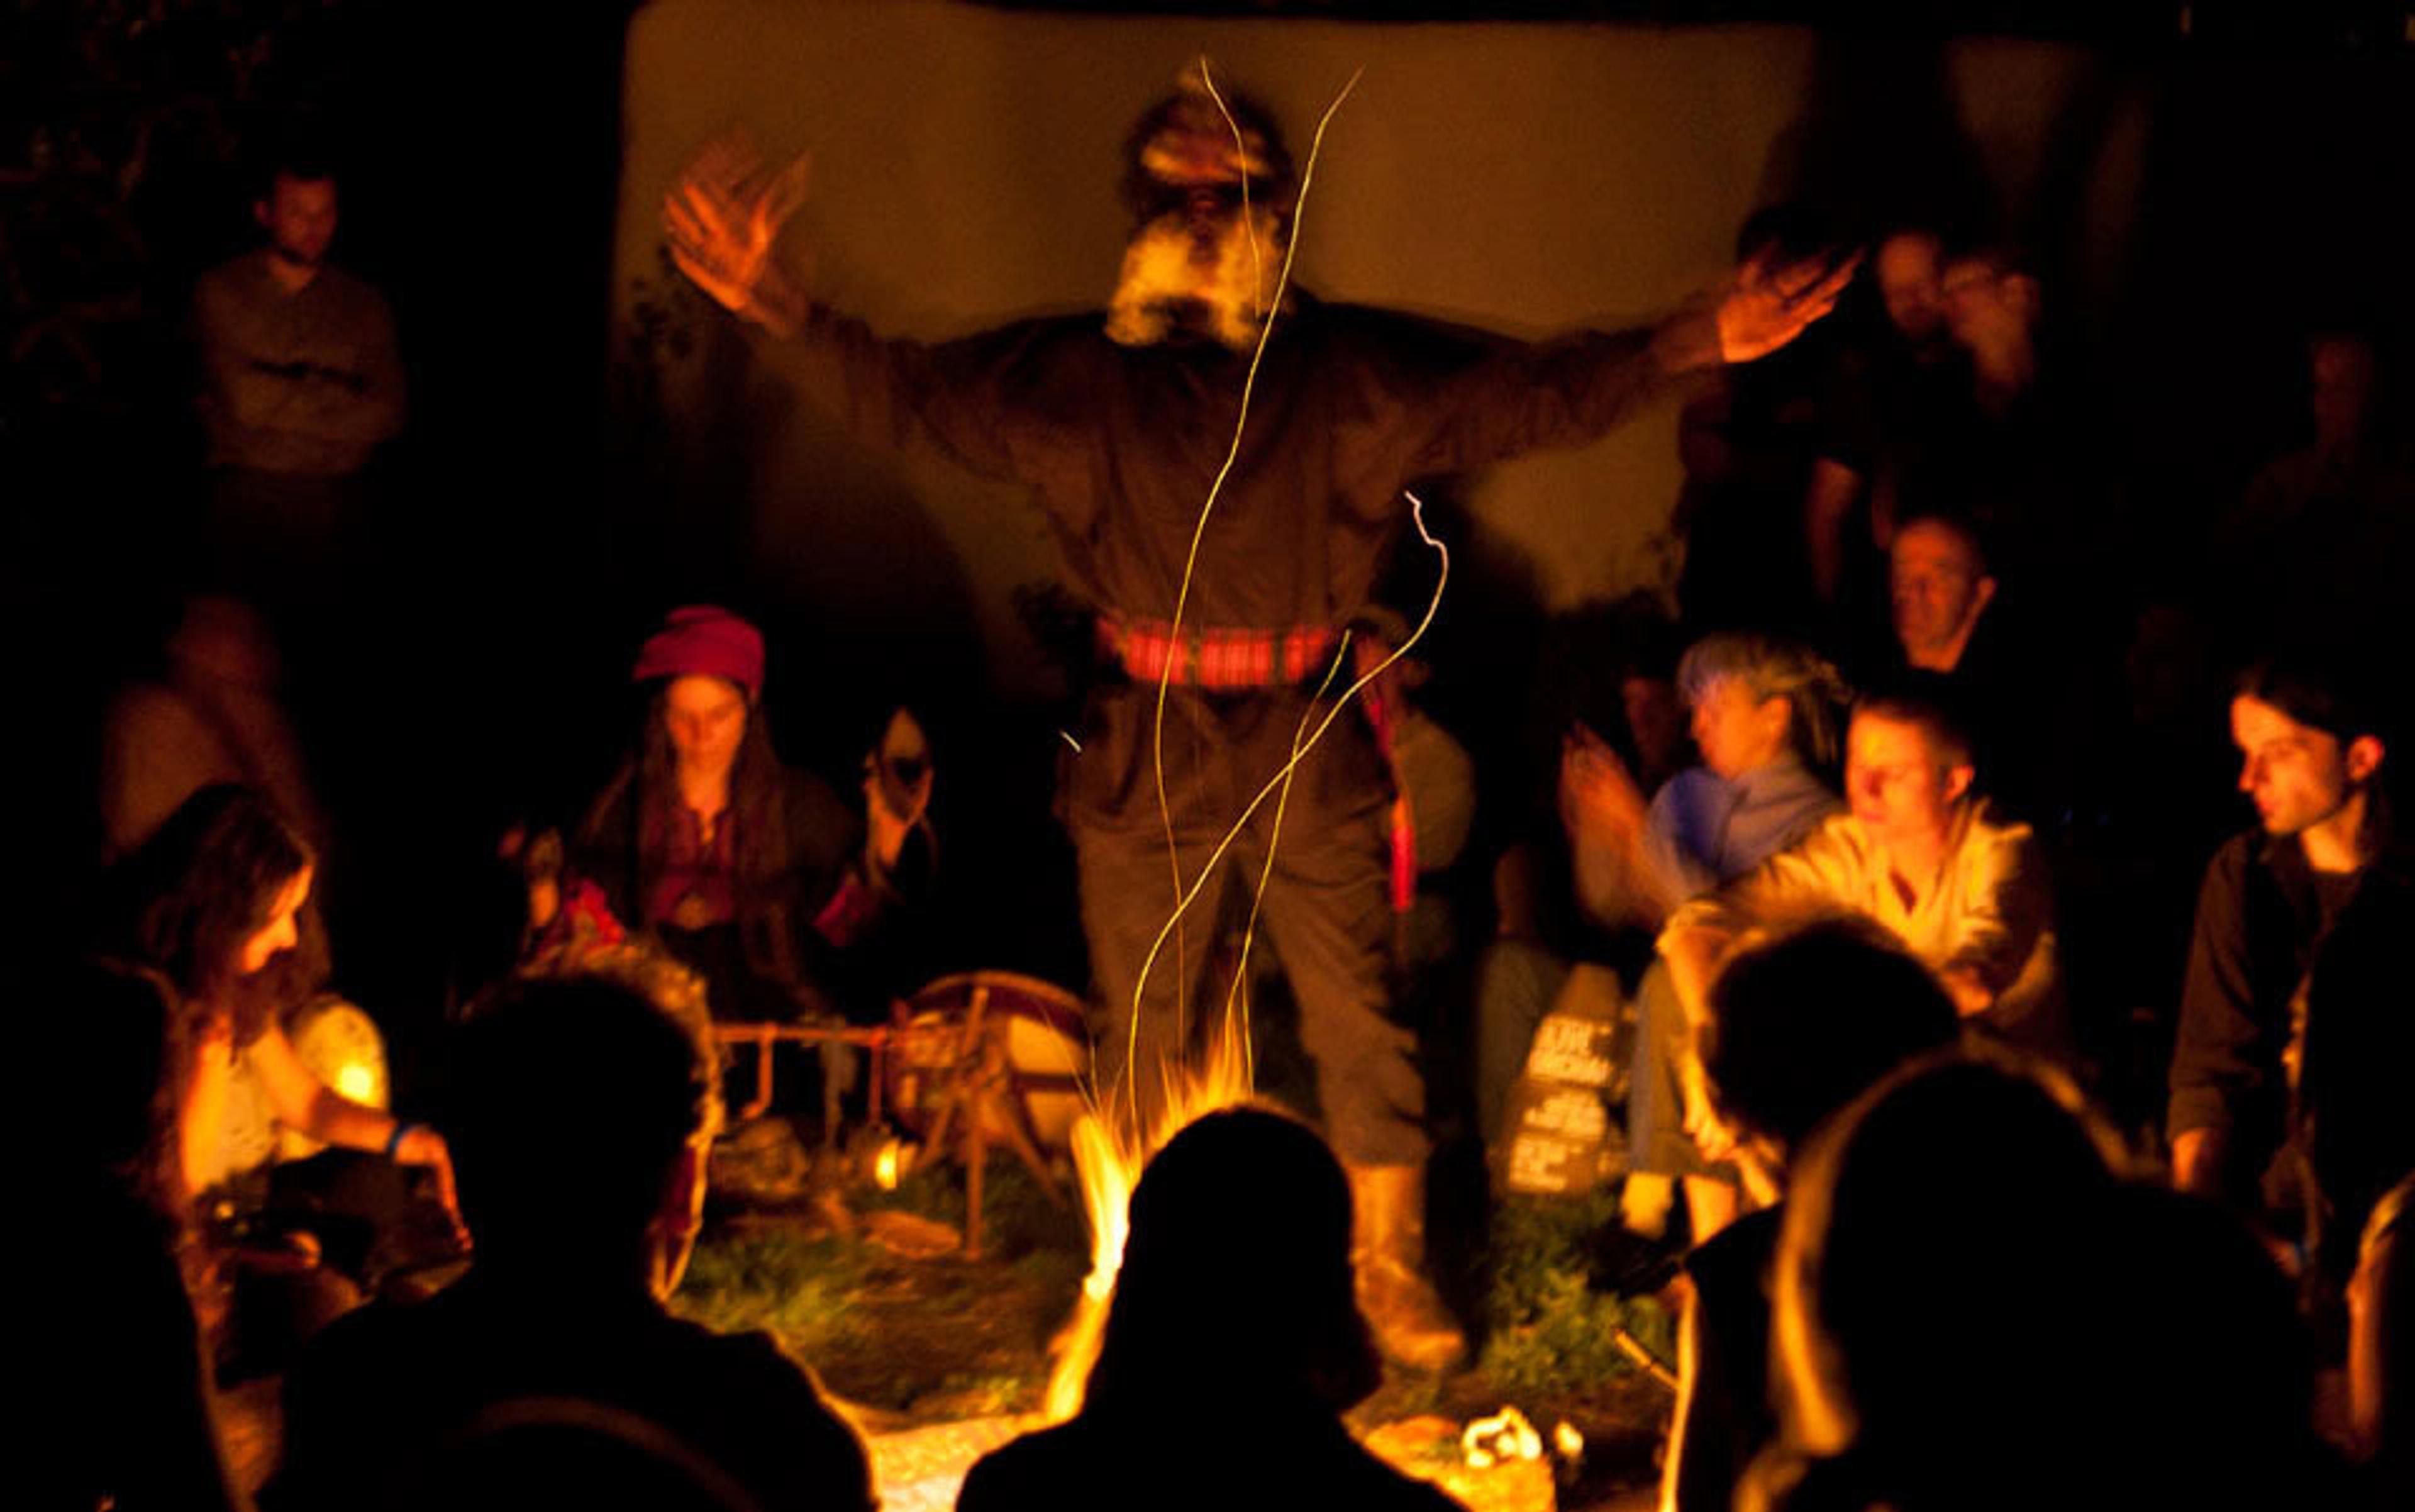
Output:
[[1560, 722, 1648, 839]]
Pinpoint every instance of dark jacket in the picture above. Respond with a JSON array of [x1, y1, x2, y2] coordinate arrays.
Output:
[[574, 760, 912, 1020], [777, 292, 1689, 838], [270, 1269, 873, 1512], [2168, 828, 2415, 1282]]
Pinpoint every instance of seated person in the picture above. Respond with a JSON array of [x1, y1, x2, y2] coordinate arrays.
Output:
[[2170, 652, 2415, 1330], [2210, 328, 2415, 658], [270, 962, 874, 1512], [1660, 919, 1957, 1512], [1563, 632, 1845, 1242], [958, 1106, 1455, 1512], [36, 949, 254, 1511], [99, 608, 427, 1326], [1660, 679, 2064, 1121], [100, 594, 328, 864], [93, 787, 461, 1328], [568, 605, 930, 1023], [1870, 512, 2063, 821], [1750, 1051, 2322, 1512]]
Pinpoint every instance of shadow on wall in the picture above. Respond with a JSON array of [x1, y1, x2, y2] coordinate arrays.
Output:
[[1753, 33, 1997, 243]]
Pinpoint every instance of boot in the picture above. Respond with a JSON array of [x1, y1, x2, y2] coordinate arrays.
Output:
[[1344, 1161, 1469, 1372]]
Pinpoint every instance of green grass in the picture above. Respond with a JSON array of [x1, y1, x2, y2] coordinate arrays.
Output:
[[671, 1228, 874, 1354], [1479, 1190, 1675, 1399]]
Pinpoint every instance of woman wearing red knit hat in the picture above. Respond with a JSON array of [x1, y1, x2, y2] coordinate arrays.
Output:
[[567, 606, 931, 1026]]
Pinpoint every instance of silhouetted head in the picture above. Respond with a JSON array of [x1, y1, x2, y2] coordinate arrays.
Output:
[[1757, 1050, 2322, 1511], [450, 967, 721, 1291], [1084, 1106, 1378, 1416], [1701, 917, 1959, 1178], [1765, 1077, 2317, 1512], [2308, 329, 2381, 453]]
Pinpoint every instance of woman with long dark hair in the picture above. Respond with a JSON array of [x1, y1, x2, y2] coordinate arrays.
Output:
[[98, 784, 458, 1247], [570, 606, 928, 1023], [44, 784, 453, 1508]]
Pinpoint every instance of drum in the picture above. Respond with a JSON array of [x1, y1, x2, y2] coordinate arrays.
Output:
[[886, 972, 1091, 1152]]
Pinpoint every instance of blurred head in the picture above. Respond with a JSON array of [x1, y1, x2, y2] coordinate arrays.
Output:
[[1889, 514, 1996, 671], [1085, 1106, 1377, 1416], [1677, 632, 1846, 775], [2231, 654, 2386, 845], [1845, 685, 1975, 854], [1940, 246, 2040, 369], [255, 165, 338, 270], [1107, 67, 1294, 352], [116, 784, 316, 1008], [165, 594, 280, 690], [1874, 229, 1945, 345], [451, 965, 721, 1291], [2309, 331, 2381, 453], [1701, 918, 1959, 1176]]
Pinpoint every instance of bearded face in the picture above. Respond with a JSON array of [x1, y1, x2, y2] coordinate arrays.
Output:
[[1106, 192, 1284, 352], [1106, 75, 1295, 352]]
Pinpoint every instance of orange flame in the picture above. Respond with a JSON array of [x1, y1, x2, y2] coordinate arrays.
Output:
[[1043, 1015, 1257, 1423]]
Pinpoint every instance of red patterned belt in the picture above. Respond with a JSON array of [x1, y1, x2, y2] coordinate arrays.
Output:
[[1094, 611, 1419, 913], [1096, 612, 1343, 691]]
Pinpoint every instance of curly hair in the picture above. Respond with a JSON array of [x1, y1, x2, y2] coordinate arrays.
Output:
[[96, 786, 319, 1239], [114, 784, 319, 1026]]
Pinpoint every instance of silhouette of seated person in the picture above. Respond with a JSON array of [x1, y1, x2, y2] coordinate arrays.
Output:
[[36, 952, 250, 1511], [1745, 1051, 2325, 1512], [1661, 918, 1957, 1512], [2211, 328, 2415, 657], [958, 1106, 1458, 1512], [269, 961, 874, 1512]]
